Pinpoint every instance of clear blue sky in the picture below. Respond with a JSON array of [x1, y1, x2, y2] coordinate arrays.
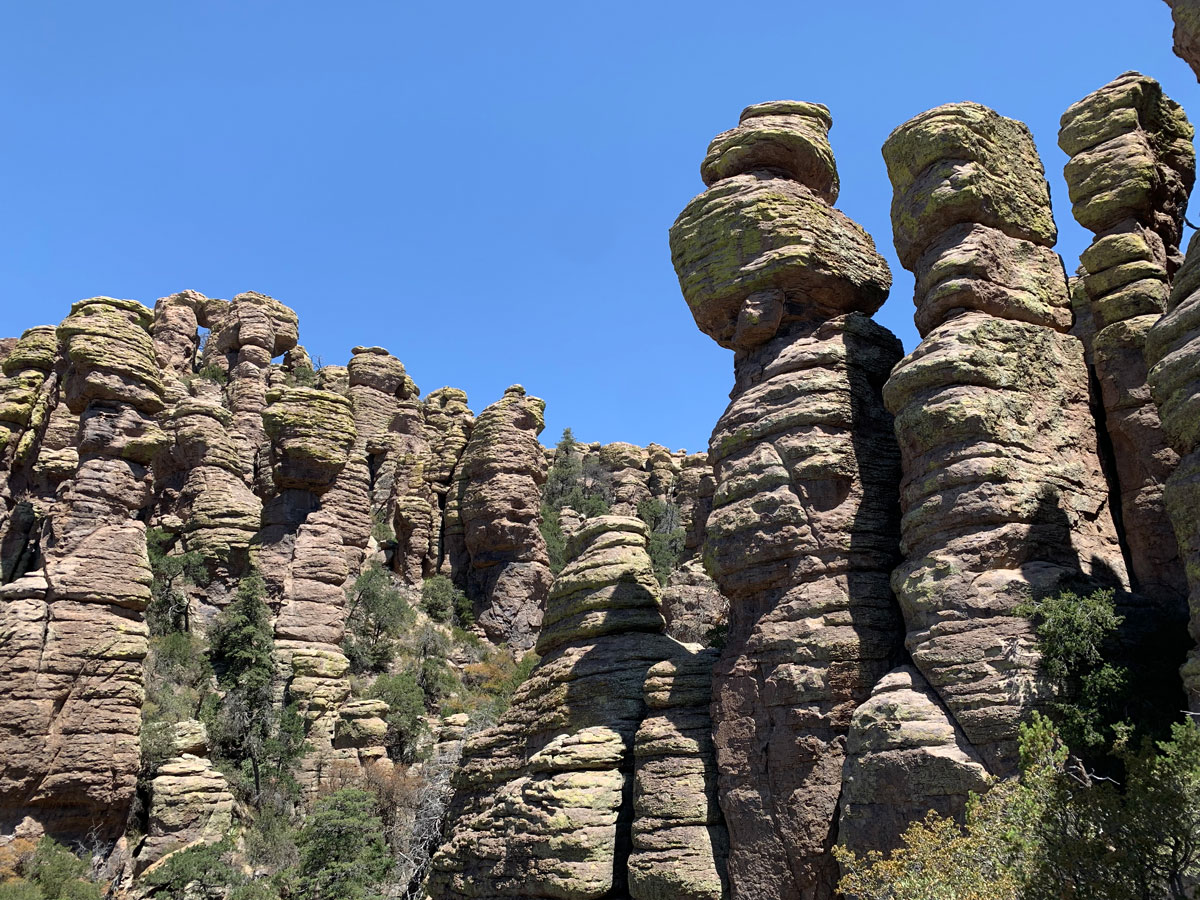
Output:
[[1, 2, 1194, 452]]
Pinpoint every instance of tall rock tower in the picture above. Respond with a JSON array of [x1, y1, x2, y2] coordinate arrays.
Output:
[[670, 101, 904, 900], [880, 104, 1129, 775]]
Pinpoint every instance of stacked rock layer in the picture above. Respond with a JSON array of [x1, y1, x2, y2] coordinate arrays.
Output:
[[1059, 73, 1194, 617], [880, 104, 1129, 782], [670, 101, 905, 900], [428, 515, 726, 900]]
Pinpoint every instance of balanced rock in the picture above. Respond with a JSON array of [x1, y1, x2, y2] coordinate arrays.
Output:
[[671, 101, 904, 900]]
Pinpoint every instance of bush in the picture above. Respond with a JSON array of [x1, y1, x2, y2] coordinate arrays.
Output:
[[343, 565, 414, 674], [369, 507, 395, 544], [294, 789, 392, 900], [195, 363, 228, 385], [146, 527, 209, 635], [370, 673, 428, 763], [0, 882, 42, 900], [142, 840, 241, 900], [5, 838, 104, 900], [836, 713, 1200, 900], [1017, 587, 1133, 762], [421, 576, 467, 626]]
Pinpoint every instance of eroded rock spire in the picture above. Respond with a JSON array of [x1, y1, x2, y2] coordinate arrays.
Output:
[[670, 100, 904, 900]]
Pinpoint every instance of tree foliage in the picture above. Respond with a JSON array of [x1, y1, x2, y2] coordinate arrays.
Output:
[[539, 428, 611, 573], [836, 714, 1200, 900], [292, 789, 392, 900], [343, 564, 415, 673], [146, 527, 209, 635]]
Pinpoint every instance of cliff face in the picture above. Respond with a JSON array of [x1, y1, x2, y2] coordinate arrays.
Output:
[[3, 29, 1200, 900]]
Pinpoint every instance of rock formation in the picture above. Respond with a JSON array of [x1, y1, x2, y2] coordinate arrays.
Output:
[[451, 385, 552, 649], [1059, 74, 1193, 616], [1166, 0, 1200, 79], [670, 101, 904, 900], [880, 104, 1129, 780], [428, 515, 725, 900], [1147, 235, 1200, 713], [1, 297, 166, 841], [630, 650, 727, 900], [134, 721, 234, 874]]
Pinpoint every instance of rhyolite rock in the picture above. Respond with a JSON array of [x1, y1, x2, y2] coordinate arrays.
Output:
[[630, 650, 728, 900], [671, 101, 904, 900], [453, 385, 552, 650], [1059, 73, 1193, 621], [0, 298, 164, 842], [1166, 0, 1200, 80], [1147, 231, 1200, 712], [882, 104, 1129, 781], [428, 516, 723, 900], [837, 666, 990, 857]]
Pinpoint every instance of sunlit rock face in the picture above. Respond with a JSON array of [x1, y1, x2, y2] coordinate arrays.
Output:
[[428, 516, 726, 900], [671, 100, 904, 900], [1059, 73, 1193, 618], [881, 103, 1129, 777]]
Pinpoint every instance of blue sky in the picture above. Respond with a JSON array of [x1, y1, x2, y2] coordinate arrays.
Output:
[[1, 2, 1195, 452]]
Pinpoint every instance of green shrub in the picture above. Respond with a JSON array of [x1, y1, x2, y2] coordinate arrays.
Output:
[[196, 363, 228, 385], [290, 365, 317, 387], [1017, 587, 1133, 761], [369, 507, 395, 544], [421, 575, 466, 625], [22, 839, 98, 900], [294, 789, 392, 900], [0, 881, 43, 900], [836, 713, 1200, 900], [370, 673, 428, 763], [142, 840, 240, 900], [343, 564, 414, 674]]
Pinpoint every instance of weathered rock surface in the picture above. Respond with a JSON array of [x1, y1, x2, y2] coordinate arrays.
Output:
[[1148, 232, 1200, 712], [671, 101, 904, 900], [1166, 0, 1200, 80], [0, 298, 164, 841], [453, 385, 552, 650], [630, 650, 728, 900], [135, 722, 234, 874], [1059, 73, 1193, 619], [882, 104, 1129, 776], [837, 666, 990, 857], [428, 516, 723, 900]]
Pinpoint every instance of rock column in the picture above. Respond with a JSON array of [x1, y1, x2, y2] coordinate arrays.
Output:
[[881, 104, 1129, 774], [0, 298, 166, 841], [452, 385, 552, 649], [1059, 73, 1194, 609], [669, 101, 904, 900], [1148, 235, 1200, 711], [428, 516, 708, 899]]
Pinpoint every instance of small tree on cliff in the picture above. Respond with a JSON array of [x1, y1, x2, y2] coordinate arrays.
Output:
[[206, 573, 305, 802]]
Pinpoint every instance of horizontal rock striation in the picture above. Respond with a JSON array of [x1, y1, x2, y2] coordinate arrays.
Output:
[[1147, 235, 1200, 712], [1059, 73, 1193, 631], [881, 103, 1129, 777], [428, 516, 704, 899], [671, 100, 904, 900], [452, 385, 552, 650]]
